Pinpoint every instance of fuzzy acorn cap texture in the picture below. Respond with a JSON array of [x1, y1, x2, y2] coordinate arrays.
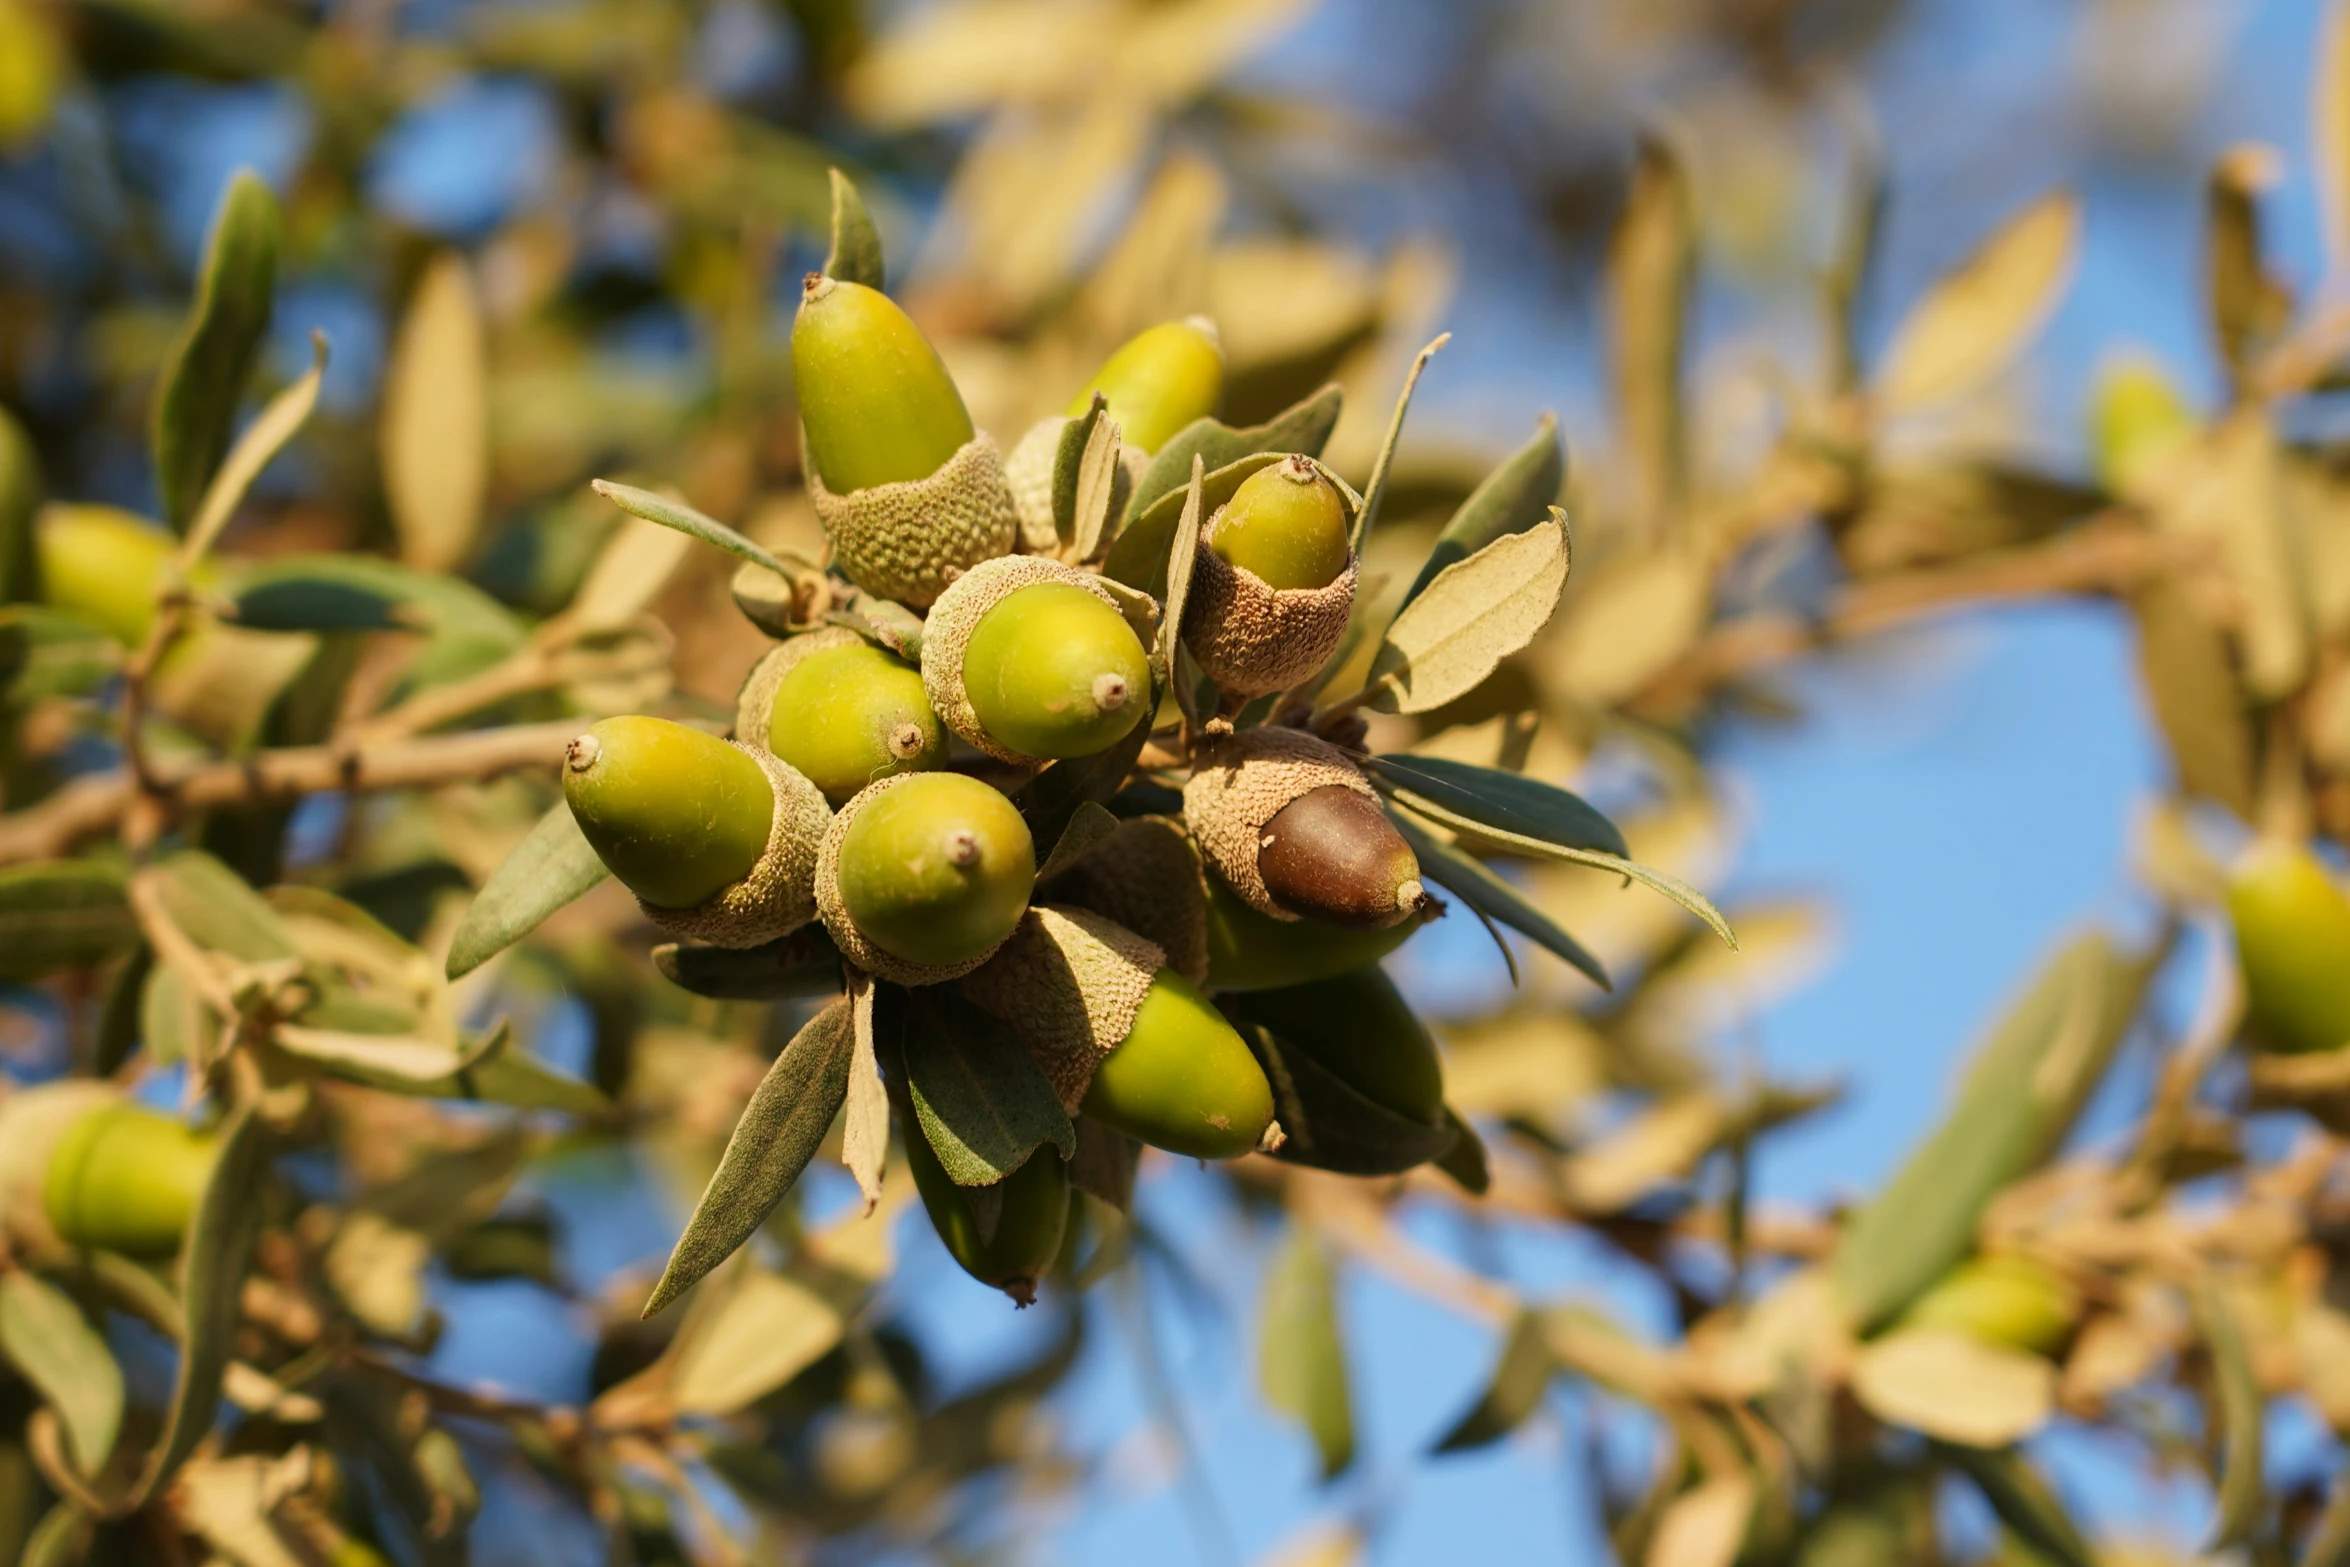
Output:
[[920, 554, 1136, 762], [732, 625, 866, 745], [1004, 415, 1143, 555], [1048, 815, 1210, 986], [814, 771, 1021, 986], [640, 747, 832, 948], [1183, 726, 1379, 921], [962, 904, 1164, 1113], [805, 430, 1017, 609], [1183, 532, 1357, 698]]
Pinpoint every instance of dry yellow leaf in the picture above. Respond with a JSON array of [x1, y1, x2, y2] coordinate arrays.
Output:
[[1644, 1475, 1754, 1567], [669, 1267, 845, 1416], [1850, 1329, 2055, 1446], [1873, 191, 2081, 415], [382, 253, 488, 574], [1547, 543, 1706, 707]]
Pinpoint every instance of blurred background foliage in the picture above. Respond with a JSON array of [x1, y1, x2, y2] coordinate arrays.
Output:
[[10, 1, 2350, 1565]]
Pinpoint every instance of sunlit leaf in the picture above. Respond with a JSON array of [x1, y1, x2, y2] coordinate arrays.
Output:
[[1850, 1330, 2053, 1447], [669, 1267, 845, 1416], [1401, 413, 1563, 608], [152, 171, 279, 534], [445, 800, 610, 980], [0, 1274, 122, 1478], [1872, 190, 2080, 415], [1259, 1225, 1354, 1481], [824, 166, 885, 289]]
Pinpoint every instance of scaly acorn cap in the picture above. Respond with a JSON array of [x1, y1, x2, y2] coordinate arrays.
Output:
[[1003, 415, 1142, 554], [805, 428, 1018, 610], [816, 771, 1036, 986], [1184, 726, 1424, 927], [1182, 458, 1357, 697], [635, 745, 832, 949], [1047, 815, 1210, 986], [734, 627, 945, 805], [921, 555, 1149, 763], [961, 904, 1164, 1112]]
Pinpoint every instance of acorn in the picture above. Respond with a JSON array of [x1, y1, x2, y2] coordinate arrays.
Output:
[[2227, 839, 2350, 1054], [903, 1125, 1069, 1307], [1233, 966, 1444, 1126], [735, 627, 946, 806], [0, 1085, 215, 1258], [816, 771, 1036, 985], [1181, 457, 1357, 699], [961, 905, 1273, 1160], [563, 716, 830, 948], [1894, 1254, 2079, 1358], [1048, 814, 1210, 986], [1183, 726, 1428, 929], [1202, 871, 1430, 992], [37, 504, 186, 645], [921, 556, 1152, 763], [792, 274, 1015, 607], [1073, 317, 1225, 456]]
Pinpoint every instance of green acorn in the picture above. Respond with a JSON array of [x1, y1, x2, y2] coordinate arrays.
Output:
[[735, 627, 946, 806], [1182, 457, 1357, 699], [1233, 966, 1444, 1126], [962, 905, 1275, 1161], [42, 1101, 218, 1257], [1183, 726, 1429, 930], [816, 771, 1036, 984], [1070, 317, 1226, 456], [37, 504, 190, 645], [564, 716, 831, 947], [903, 1124, 1069, 1306], [1202, 871, 1429, 992], [792, 274, 1014, 607], [2227, 839, 2350, 1054], [921, 556, 1153, 763], [1895, 1254, 2079, 1358]]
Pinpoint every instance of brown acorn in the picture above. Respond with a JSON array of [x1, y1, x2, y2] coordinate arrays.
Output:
[[1181, 456, 1358, 699], [1182, 726, 1427, 929]]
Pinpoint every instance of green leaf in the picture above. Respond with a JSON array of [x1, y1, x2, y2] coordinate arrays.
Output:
[[228, 553, 523, 653], [590, 479, 807, 581], [1102, 450, 1283, 600], [20, 1504, 93, 1567], [1432, 1311, 1551, 1453], [1056, 394, 1125, 560], [152, 170, 280, 534], [139, 958, 205, 1068], [0, 1273, 123, 1478], [1157, 456, 1207, 686], [1358, 516, 1568, 715], [1249, 1024, 1457, 1177], [1120, 383, 1343, 530], [1402, 414, 1563, 608], [643, 1000, 855, 1316], [1259, 1225, 1354, 1481], [1033, 800, 1122, 885], [1433, 1106, 1490, 1195], [1383, 787, 1734, 951], [1348, 332, 1447, 555], [0, 605, 121, 702], [1831, 933, 2148, 1331], [823, 167, 884, 290], [1387, 811, 1608, 990], [0, 861, 135, 982], [446, 802, 611, 979], [899, 987, 1075, 1186], [652, 927, 843, 1001], [180, 330, 326, 564], [132, 1103, 271, 1506], [144, 849, 298, 964], [1935, 1444, 2094, 1567], [1018, 708, 1155, 859], [1366, 754, 1626, 859], [0, 402, 40, 604], [2196, 1277, 2264, 1552]]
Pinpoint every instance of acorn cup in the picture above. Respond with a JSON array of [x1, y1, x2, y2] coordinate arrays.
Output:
[[1183, 726, 1429, 930], [1893, 1254, 2080, 1358], [903, 1118, 1069, 1306], [1233, 966, 1445, 1127], [1047, 814, 1210, 986], [961, 905, 1275, 1161], [2226, 839, 2350, 1055], [563, 716, 831, 949], [792, 273, 1015, 608], [1181, 456, 1358, 700], [734, 626, 947, 806], [815, 771, 1037, 985], [0, 1084, 216, 1258], [920, 556, 1153, 763]]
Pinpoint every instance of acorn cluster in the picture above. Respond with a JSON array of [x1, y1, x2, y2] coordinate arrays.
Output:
[[567, 245, 1463, 1305]]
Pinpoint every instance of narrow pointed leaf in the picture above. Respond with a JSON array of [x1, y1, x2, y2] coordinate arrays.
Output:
[[590, 480, 807, 580], [1122, 383, 1343, 527], [1936, 1444, 2094, 1567], [1359, 517, 1568, 715], [1433, 1106, 1490, 1195], [0, 403, 39, 603], [824, 168, 884, 289], [1388, 811, 1609, 990], [1402, 414, 1563, 608], [446, 802, 610, 979], [1249, 1026, 1458, 1177], [1348, 333, 1447, 555], [153, 170, 280, 533], [644, 1000, 855, 1316], [901, 987, 1074, 1186], [1034, 800, 1121, 884], [1433, 1312, 1552, 1453], [651, 927, 842, 1001], [0, 1274, 123, 1478], [1366, 754, 1626, 858], [1873, 191, 2080, 415], [1260, 1226, 1354, 1480], [180, 331, 325, 565], [381, 254, 486, 574], [843, 977, 887, 1207]]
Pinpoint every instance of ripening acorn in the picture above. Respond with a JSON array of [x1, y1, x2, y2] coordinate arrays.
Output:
[[2227, 839, 2350, 1054], [1182, 457, 1357, 698], [963, 905, 1275, 1161], [563, 715, 830, 947], [1234, 966, 1444, 1126], [792, 274, 1015, 607], [1895, 1254, 2079, 1358], [817, 771, 1036, 983], [903, 1124, 1069, 1306], [736, 628, 946, 806], [1183, 726, 1428, 930], [0, 1087, 217, 1259], [1070, 317, 1225, 456], [1202, 871, 1429, 991], [921, 556, 1152, 763]]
